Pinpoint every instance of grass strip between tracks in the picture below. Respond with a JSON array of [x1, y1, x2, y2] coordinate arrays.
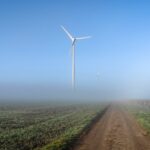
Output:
[[124, 101, 150, 134]]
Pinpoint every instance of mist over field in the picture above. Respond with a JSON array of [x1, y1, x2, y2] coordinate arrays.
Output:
[[0, 81, 150, 102]]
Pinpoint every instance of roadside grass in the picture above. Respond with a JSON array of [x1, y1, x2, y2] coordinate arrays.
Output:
[[124, 101, 150, 133], [135, 112, 150, 133]]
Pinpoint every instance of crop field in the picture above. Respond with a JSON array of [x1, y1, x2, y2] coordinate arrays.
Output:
[[123, 100, 150, 134], [0, 101, 107, 150]]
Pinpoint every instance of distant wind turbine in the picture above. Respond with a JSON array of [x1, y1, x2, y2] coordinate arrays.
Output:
[[61, 25, 91, 89], [96, 72, 100, 80]]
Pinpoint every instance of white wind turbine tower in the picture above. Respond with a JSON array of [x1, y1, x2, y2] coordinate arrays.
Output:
[[61, 25, 91, 90]]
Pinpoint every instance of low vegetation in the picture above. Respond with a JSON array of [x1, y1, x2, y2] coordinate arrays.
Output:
[[0, 101, 107, 150], [124, 100, 150, 133]]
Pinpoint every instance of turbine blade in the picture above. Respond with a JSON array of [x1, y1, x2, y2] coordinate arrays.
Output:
[[61, 25, 73, 41], [76, 36, 92, 40]]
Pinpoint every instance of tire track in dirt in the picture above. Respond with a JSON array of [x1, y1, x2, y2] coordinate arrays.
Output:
[[73, 104, 150, 150]]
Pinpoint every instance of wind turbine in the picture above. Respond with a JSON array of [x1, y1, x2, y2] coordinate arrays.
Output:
[[61, 25, 91, 90]]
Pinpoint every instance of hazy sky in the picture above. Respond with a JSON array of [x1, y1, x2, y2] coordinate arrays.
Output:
[[1, 0, 150, 100]]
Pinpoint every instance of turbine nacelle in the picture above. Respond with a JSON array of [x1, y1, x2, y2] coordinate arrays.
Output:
[[72, 38, 76, 45]]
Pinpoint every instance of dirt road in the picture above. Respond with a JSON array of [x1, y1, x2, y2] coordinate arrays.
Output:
[[74, 104, 150, 150]]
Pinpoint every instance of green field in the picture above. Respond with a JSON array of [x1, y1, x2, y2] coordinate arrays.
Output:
[[0, 101, 107, 150], [124, 100, 150, 134]]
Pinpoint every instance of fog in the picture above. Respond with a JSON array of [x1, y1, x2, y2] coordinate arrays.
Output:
[[0, 82, 150, 102]]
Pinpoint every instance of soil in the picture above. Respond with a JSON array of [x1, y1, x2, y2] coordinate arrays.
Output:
[[73, 104, 150, 150]]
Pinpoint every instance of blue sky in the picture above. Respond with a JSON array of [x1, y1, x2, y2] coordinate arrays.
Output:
[[1, 0, 150, 100]]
